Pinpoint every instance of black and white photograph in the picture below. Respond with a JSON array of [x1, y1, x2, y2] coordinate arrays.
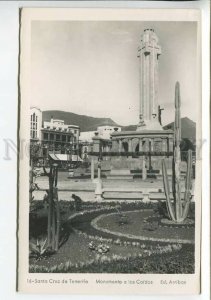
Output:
[[18, 8, 202, 294]]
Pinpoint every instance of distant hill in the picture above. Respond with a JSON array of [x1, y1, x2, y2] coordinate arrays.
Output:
[[163, 117, 196, 141], [122, 117, 196, 141], [122, 125, 137, 131], [42, 110, 120, 132]]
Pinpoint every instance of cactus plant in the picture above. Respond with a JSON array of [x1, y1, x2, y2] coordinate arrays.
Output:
[[43, 164, 61, 251], [162, 82, 193, 223]]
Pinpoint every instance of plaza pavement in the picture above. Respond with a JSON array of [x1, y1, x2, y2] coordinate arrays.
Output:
[[33, 171, 194, 202], [33, 171, 163, 201]]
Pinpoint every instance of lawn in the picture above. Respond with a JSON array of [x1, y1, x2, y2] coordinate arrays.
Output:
[[92, 210, 194, 243]]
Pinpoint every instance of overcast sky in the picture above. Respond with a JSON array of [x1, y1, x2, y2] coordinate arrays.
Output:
[[31, 21, 198, 126]]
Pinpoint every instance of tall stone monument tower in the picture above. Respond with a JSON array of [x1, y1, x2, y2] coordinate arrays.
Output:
[[137, 29, 162, 131], [94, 28, 174, 175]]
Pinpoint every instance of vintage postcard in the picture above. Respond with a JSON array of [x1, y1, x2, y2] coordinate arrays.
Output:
[[18, 8, 201, 294]]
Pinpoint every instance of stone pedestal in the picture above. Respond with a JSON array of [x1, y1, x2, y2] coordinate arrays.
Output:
[[94, 179, 103, 201]]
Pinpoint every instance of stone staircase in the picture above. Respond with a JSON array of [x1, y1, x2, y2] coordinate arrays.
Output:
[[106, 169, 134, 180], [106, 168, 161, 180], [106, 168, 187, 180], [102, 188, 193, 201]]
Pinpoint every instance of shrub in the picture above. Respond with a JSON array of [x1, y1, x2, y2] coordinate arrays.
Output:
[[156, 201, 168, 218], [143, 221, 158, 232], [117, 214, 131, 226]]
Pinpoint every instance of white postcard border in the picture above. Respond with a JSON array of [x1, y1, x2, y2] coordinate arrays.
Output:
[[18, 7, 201, 295]]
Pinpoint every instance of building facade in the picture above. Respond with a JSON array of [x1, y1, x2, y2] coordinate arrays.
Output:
[[42, 118, 79, 157], [30, 108, 80, 162]]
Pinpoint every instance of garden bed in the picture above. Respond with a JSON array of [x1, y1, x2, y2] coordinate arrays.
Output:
[[69, 206, 194, 245], [29, 200, 195, 274], [30, 239, 194, 274]]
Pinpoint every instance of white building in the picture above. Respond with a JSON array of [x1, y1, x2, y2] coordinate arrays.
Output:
[[30, 108, 80, 159], [79, 131, 96, 143], [79, 125, 121, 159], [43, 117, 80, 149], [80, 125, 121, 143], [97, 125, 121, 139], [30, 106, 42, 141]]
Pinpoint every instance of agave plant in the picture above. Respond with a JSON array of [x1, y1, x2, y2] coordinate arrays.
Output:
[[29, 238, 50, 259]]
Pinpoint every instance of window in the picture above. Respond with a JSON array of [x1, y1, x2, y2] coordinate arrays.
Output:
[[56, 134, 60, 141], [50, 133, 54, 141], [62, 135, 66, 142], [43, 133, 48, 140], [30, 112, 38, 139]]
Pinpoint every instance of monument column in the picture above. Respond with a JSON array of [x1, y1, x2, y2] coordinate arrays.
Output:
[[128, 139, 132, 152], [167, 137, 170, 154], [162, 138, 167, 152], [119, 139, 122, 152], [139, 139, 142, 152], [145, 139, 149, 152], [137, 29, 162, 131], [150, 138, 154, 152], [169, 138, 174, 153]]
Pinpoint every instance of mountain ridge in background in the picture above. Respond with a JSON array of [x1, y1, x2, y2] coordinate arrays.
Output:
[[42, 110, 196, 141], [163, 117, 196, 141], [42, 110, 119, 132]]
